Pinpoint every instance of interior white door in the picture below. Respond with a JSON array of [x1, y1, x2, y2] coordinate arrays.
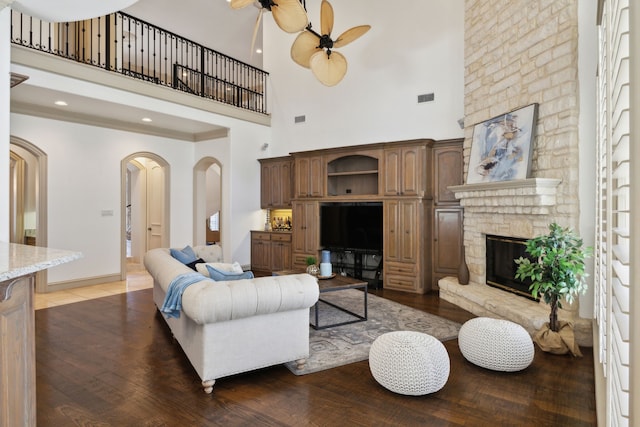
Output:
[[146, 161, 164, 250], [9, 152, 25, 244]]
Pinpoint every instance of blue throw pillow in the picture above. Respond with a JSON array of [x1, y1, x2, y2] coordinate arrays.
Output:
[[170, 245, 198, 264], [205, 264, 254, 281]]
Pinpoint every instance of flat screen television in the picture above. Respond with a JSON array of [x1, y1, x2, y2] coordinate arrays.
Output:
[[320, 202, 383, 252]]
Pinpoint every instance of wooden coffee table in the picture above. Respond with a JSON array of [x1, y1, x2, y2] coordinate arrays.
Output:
[[274, 271, 368, 329]]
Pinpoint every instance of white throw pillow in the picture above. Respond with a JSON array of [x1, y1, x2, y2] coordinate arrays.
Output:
[[195, 261, 243, 277]]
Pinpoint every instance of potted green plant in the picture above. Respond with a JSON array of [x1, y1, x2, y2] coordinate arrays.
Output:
[[514, 223, 592, 356], [305, 256, 319, 276]]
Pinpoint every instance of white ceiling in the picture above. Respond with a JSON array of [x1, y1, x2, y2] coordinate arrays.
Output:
[[9, 0, 263, 140]]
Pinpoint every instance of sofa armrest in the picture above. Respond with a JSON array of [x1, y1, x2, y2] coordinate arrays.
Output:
[[181, 274, 319, 325]]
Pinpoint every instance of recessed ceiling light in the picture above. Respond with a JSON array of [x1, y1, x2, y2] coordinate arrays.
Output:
[[255, 48, 263, 54], [141, 117, 153, 122], [54, 100, 68, 106]]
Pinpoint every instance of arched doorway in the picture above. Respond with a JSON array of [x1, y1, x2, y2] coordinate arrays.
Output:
[[193, 157, 222, 247], [9, 137, 48, 292], [121, 152, 170, 279]]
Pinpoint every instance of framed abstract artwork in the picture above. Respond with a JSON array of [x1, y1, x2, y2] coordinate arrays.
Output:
[[466, 103, 538, 184]]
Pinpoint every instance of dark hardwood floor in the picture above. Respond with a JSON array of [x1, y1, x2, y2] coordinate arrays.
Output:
[[35, 287, 596, 426]]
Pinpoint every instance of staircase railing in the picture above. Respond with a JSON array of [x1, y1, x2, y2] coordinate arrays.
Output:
[[10, 10, 269, 115]]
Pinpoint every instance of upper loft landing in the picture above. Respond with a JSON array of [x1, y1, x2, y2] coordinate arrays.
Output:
[[9, 10, 270, 127]]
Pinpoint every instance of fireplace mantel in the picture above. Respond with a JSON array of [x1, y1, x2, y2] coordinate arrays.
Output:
[[448, 178, 561, 215]]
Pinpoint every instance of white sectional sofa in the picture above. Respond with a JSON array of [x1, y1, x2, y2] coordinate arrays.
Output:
[[144, 246, 319, 393]]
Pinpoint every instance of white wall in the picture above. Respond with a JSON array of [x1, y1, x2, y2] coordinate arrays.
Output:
[[10, 114, 193, 283], [263, 0, 465, 156], [10, 112, 270, 283], [0, 8, 10, 241]]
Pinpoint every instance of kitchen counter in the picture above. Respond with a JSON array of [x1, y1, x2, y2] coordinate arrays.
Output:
[[0, 242, 81, 427], [0, 242, 82, 282]]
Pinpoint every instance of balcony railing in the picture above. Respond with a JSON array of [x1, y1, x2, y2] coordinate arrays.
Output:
[[10, 10, 269, 115]]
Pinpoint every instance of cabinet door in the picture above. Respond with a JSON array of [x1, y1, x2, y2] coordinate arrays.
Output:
[[400, 147, 421, 196], [295, 157, 323, 198], [260, 163, 271, 209], [434, 145, 463, 205], [308, 157, 323, 197], [292, 201, 318, 255], [251, 237, 271, 272], [269, 163, 282, 208], [302, 201, 319, 253], [383, 149, 401, 196], [292, 202, 307, 253], [384, 200, 417, 263], [398, 200, 418, 263], [384, 200, 401, 261], [433, 208, 463, 274], [280, 161, 293, 207], [383, 147, 422, 196], [271, 241, 292, 271]]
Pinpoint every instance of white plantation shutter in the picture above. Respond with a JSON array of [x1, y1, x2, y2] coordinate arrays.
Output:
[[595, 1, 636, 425]]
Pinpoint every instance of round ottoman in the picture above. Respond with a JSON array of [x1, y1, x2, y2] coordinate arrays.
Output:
[[369, 331, 450, 395], [458, 317, 534, 372]]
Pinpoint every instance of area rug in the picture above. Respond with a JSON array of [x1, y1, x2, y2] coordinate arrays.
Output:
[[284, 289, 461, 375]]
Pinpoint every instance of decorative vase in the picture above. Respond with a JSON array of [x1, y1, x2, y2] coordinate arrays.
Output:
[[306, 264, 319, 276], [458, 246, 470, 285]]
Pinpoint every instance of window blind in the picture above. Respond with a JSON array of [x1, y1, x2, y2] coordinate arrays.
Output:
[[596, 1, 631, 425]]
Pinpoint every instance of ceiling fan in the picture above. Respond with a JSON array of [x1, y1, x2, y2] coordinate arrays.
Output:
[[230, 0, 309, 56], [290, 0, 370, 86]]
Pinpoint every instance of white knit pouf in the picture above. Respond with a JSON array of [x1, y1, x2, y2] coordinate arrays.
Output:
[[458, 317, 534, 372], [369, 331, 450, 395]]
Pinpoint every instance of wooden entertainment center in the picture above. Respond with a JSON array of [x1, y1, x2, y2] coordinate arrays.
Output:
[[253, 138, 463, 293]]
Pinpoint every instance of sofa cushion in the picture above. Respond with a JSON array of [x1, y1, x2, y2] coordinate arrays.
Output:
[[170, 245, 198, 264], [205, 264, 254, 281]]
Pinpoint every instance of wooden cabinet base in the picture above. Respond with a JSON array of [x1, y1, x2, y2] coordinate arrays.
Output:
[[0, 274, 36, 427]]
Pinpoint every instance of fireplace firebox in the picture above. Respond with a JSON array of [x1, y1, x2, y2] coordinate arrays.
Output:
[[485, 235, 538, 301]]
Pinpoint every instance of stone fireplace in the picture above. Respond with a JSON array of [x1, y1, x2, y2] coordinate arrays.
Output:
[[439, 178, 592, 346]]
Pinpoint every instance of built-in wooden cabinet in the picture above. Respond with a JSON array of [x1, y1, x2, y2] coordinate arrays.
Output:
[[383, 142, 427, 197], [259, 157, 293, 209], [0, 275, 36, 426], [294, 155, 323, 198], [251, 231, 292, 275], [256, 138, 463, 293], [291, 200, 319, 269]]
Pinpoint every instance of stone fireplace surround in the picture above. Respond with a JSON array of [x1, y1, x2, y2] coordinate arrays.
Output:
[[439, 178, 592, 346]]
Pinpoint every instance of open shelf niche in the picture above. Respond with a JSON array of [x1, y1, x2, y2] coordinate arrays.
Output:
[[326, 155, 379, 196]]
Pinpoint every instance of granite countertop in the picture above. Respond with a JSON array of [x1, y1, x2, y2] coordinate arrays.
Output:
[[0, 242, 82, 282]]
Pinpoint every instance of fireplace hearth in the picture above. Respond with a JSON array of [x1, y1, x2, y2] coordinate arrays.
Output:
[[485, 235, 537, 301]]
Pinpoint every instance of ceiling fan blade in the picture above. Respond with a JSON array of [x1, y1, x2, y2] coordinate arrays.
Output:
[[320, 0, 334, 36], [309, 50, 347, 86], [229, 0, 255, 10], [271, 0, 309, 33], [291, 31, 321, 68], [333, 25, 371, 48], [250, 9, 264, 58]]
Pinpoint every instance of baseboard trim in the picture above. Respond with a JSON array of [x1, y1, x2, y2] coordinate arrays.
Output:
[[45, 274, 122, 293]]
